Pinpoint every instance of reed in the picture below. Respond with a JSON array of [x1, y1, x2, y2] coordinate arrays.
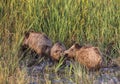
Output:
[[0, 0, 119, 84]]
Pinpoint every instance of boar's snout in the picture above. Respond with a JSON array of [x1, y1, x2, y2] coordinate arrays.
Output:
[[65, 53, 68, 57], [64, 50, 69, 56]]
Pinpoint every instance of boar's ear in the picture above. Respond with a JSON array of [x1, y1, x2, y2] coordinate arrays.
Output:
[[74, 43, 81, 49], [94, 47, 99, 51], [94, 47, 101, 55], [56, 41, 62, 45], [29, 29, 34, 32], [24, 31, 30, 39]]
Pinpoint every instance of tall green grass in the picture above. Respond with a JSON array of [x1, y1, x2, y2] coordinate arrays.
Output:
[[0, 0, 120, 84]]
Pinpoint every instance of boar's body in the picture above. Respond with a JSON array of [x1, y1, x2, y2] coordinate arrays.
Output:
[[22, 32, 52, 56], [76, 46, 102, 70], [64, 44, 102, 70], [50, 42, 66, 60]]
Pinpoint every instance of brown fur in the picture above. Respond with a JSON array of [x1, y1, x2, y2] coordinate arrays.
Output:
[[50, 42, 66, 60], [64, 43, 102, 70], [22, 31, 52, 56]]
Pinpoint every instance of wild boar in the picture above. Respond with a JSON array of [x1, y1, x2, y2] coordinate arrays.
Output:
[[50, 42, 66, 61], [64, 43, 103, 70], [22, 31, 52, 57]]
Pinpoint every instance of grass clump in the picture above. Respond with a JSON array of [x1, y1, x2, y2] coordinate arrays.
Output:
[[0, 0, 120, 84]]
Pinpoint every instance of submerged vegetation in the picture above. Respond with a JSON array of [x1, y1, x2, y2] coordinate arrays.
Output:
[[0, 0, 120, 84]]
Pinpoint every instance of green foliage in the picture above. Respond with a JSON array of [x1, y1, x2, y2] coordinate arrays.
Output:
[[0, 0, 119, 84]]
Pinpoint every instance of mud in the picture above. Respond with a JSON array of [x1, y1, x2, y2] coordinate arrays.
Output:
[[20, 56, 120, 84]]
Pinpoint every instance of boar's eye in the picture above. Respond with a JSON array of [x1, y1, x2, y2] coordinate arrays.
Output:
[[55, 50, 59, 53]]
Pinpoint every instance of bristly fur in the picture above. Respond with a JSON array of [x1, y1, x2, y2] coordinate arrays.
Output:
[[22, 31, 52, 56], [50, 42, 66, 61], [64, 44, 103, 70]]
